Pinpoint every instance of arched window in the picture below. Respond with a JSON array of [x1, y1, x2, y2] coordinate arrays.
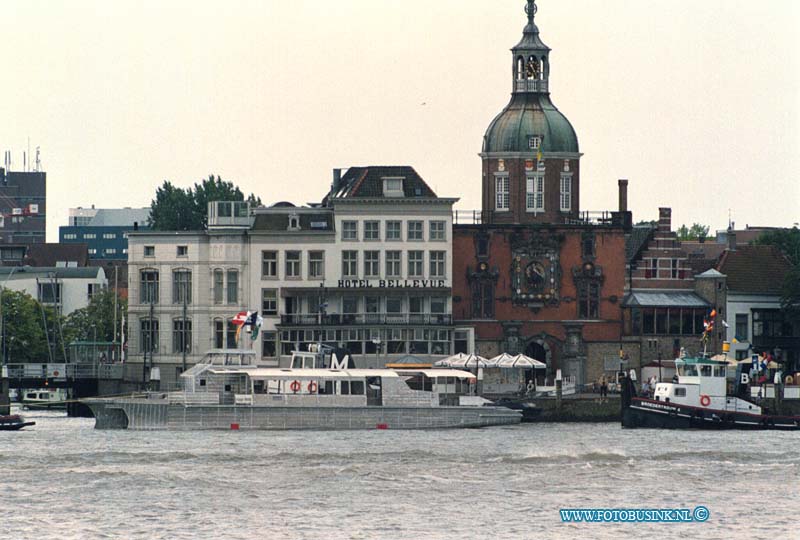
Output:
[[140, 318, 159, 353], [227, 270, 238, 304], [172, 317, 192, 353], [516, 56, 525, 80], [172, 269, 192, 305], [213, 269, 224, 304], [140, 269, 159, 304]]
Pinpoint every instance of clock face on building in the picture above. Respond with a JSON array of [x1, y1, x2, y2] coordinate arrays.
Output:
[[512, 249, 560, 306]]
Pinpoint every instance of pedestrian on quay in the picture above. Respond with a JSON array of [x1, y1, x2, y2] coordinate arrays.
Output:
[[599, 375, 608, 403]]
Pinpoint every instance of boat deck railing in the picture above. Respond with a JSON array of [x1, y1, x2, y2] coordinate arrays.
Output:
[[5, 363, 124, 380]]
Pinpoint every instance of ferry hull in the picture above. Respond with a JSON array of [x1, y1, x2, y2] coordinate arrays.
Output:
[[85, 400, 522, 430], [622, 397, 800, 431]]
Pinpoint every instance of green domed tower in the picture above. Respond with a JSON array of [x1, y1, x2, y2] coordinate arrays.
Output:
[[481, 0, 581, 225]]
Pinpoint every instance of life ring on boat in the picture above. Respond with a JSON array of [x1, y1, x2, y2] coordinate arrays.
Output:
[[289, 380, 301, 393], [307, 381, 318, 394], [700, 394, 711, 407]]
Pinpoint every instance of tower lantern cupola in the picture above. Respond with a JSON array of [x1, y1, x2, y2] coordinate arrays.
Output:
[[513, 0, 551, 94], [481, 0, 581, 225]]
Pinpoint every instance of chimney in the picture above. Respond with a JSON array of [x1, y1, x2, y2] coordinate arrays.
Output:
[[727, 229, 737, 251], [618, 179, 628, 212], [331, 168, 342, 194], [658, 207, 672, 234]]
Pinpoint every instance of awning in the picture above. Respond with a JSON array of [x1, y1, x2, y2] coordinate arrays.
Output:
[[622, 291, 710, 308]]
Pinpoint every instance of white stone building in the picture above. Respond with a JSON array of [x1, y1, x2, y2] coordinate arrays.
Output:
[[125, 168, 458, 386], [0, 266, 107, 316]]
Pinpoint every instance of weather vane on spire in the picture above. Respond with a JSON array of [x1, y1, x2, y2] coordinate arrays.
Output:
[[525, 0, 538, 23]]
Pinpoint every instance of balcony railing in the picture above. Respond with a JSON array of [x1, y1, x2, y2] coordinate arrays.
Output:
[[5, 363, 125, 380], [453, 209, 632, 227], [280, 313, 453, 326], [515, 79, 549, 93]]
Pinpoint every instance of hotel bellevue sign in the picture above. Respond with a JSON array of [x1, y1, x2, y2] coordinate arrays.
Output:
[[337, 279, 447, 289]]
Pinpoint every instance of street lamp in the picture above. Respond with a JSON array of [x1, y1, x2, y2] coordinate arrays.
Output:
[[90, 324, 97, 365]]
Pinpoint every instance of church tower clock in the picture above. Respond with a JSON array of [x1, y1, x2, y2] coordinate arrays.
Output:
[[481, 0, 581, 225]]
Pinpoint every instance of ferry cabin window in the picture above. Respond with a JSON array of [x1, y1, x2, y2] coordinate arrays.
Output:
[[713, 366, 725, 377], [323, 381, 334, 395], [674, 387, 686, 397], [351, 381, 365, 395], [684, 365, 698, 376], [340, 381, 350, 395], [700, 365, 712, 377]]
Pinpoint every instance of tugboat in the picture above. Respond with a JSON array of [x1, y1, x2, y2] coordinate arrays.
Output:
[[0, 414, 35, 431], [620, 355, 800, 430]]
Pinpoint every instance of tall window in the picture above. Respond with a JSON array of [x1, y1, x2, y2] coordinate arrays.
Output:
[[285, 251, 301, 278], [213, 269, 224, 304], [342, 221, 358, 241], [407, 221, 423, 241], [408, 251, 424, 278], [495, 176, 509, 210], [172, 270, 192, 304], [226, 319, 237, 348], [262, 289, 277, 315], [386, 251, 402, 278], [472, 281, 494, 318], [342, 251, 358, 277], [364, 221, 380, 241], [364, 251, 380, 278], [140, 269, 159, 304], [308, 251, 324, 279], [578, 282, 600, 319], [214, 319, 224, 349], [429, 251, 446, 278], [560, 174, 572, 211], [226, 270, 238, 303], [262, 331, 277, 358], [735, 313, 749, 341], [140, 319, 159, 353], [386, 221, 402, 241], [262, 251, 278, 278], [430, 221, 446, 241], [527, 175, 544, 211], [172, 319, 192, 353]]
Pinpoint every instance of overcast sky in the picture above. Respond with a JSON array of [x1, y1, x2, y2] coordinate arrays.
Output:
[[3, 0, 798, 241]]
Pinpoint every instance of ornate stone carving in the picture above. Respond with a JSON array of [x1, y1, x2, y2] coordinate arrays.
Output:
[[509, 230, 564, 307]]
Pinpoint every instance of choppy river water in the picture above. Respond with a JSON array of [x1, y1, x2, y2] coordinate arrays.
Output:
[[2, 408, 798, 539]]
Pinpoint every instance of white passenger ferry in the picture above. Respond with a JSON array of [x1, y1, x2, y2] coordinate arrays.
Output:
[[621, 356, 800, 430], [84, 349, 521, 430]]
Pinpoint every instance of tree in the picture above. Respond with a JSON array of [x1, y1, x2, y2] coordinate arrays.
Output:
[[755, 227, 800, 321], [676, 223, 710, 241], [148, 175, 262, 231], [63, 289, 128, 347], [754, 227, 800, 267], [1, 289, 59, 363]]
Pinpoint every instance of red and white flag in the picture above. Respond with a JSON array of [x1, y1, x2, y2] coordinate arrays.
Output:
[[232, 311, 250, 326]]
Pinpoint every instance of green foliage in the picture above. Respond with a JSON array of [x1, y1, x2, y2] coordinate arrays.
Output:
[[755, 227, 800, 321], [63, 289, 127, 346], [676, 223, 710, 241], [1, 289, 61, 363], [754, 227, 800, 267], [148, 175, 262, 231]]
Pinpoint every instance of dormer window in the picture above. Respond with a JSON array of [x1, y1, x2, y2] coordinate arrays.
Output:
[[528, 136, 540, 150], [287, 213, 300, 231], [383, 177, 404, 197]]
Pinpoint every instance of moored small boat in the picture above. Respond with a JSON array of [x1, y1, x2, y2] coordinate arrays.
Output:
[[621, 356, 800, 430], [0, 414, 35, 431], [21, 388, 69, 411]]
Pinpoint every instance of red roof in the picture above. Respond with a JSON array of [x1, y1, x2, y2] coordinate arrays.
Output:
[[717, 245, 792, 295]]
